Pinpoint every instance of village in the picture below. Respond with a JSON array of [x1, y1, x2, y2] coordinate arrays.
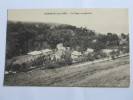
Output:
[[5, 34, 129, 74]]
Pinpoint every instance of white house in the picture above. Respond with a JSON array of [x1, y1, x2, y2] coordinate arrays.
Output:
[[28, 51, 42, 56], [53, 43, 66, 60], [85, 48, 94, 55], [27, 51, 42, 59], [58, 46, 66, 51], [102, 49, 112, 54], [56, 43, 66, 51], [57, 43, 63, 49], [54, 50, 65, 60], [71, 51, 82, 62], [28, 49, 54, 61], [41, 49, 53, 56]]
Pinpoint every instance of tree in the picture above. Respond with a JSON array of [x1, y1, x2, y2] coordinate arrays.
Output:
[[92, 41, 106, 52], [106, 33, 119, 47], [121, 33, 127, 39], [48, 32, 61, 49], [17, 29, 37, 54]]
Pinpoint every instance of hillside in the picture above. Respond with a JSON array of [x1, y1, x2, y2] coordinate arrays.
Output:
[[4, 56, 130, 87], [6, 21, 128, 59]]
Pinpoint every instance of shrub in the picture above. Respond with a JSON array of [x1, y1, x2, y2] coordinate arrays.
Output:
[[99, 51, 107, 58], [44, 56, 72, 69], [87, 53, 94, 61], [12, 64, 21, 72], [5, 65, 11, 72], [93, 52, 100, 60], [116, 50, 120, 56], [57, 59, 67, 66], [26, 61, 32, 69], [80, 57, 87, 62], [65, 56, 72, 65], [31, 56, 44, 67], [20, 63, 26, 72], [110, 50, 116, 60], [111, 55, 115, 60], [123, 47, 129, 53], [45, 60, 59, 69]]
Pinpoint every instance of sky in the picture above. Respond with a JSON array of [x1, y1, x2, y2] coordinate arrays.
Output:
[[8, 9, 129, 35]]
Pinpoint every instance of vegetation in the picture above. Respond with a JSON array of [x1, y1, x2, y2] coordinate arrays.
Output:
[[6, 21, 129, 59], [4, 56, 130, 86], [5, 21, 129, 72]]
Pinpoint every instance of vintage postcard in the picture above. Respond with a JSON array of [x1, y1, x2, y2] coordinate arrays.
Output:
[[4, 9, 130, 87]]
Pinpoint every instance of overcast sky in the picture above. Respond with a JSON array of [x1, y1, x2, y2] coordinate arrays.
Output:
[[8, 9, 129, 35]]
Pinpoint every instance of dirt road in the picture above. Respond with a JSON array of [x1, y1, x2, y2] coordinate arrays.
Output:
[[4, 56, 130, 87]]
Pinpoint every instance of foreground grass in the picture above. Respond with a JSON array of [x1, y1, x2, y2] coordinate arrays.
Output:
[[4, 56, 130, 87]]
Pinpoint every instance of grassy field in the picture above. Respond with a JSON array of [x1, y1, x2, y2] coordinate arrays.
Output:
[[4, 56, 130, 87]]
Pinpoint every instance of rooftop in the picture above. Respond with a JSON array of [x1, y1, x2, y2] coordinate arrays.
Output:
[[27, 51, 42, 55]]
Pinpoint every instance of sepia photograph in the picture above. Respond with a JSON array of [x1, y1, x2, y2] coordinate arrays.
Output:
[[4, 9, 130, 87]]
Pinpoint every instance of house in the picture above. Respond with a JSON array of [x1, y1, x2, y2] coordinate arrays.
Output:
[[56, 43, 66, 51], [54, 50, 66, 60], [87, 48, 94, 52], [102, 49, 112, 54], [53, 43, 66, 60], [57, 43, 63, 48], [28, 51, 42, 56], [41, 49, 54, 60], [41, 49, 53, 56], [71, 51, 82, 62], [58, 46, 66, 51], [28, 51, 42, 59], [28, 49, 53, 57], [85, 48, 94, 55]]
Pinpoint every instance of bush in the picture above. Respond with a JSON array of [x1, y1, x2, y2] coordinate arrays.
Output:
[[123, 47, 129, 53], [111, 55, 115, 60], [93, 52, 100, 60], [87, 53, 94, 61], [99, 51, 107, 58], [45, 60, 60, 69], [80, 57, 87, 62], [26, 61, 32, 69], [65, 56, 72, 65], [57, 59, 67, 66], [44, 55, 72, 69], [12, 64, 21, 72], [22, 62, 26, 69], [5, 65, 11, 72], [116, 50, 120, 56], [31, 56, 44, 67], [110, 50, 116, 60]]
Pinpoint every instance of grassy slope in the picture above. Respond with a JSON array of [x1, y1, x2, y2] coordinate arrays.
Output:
[[4, 56, 130, 87]]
